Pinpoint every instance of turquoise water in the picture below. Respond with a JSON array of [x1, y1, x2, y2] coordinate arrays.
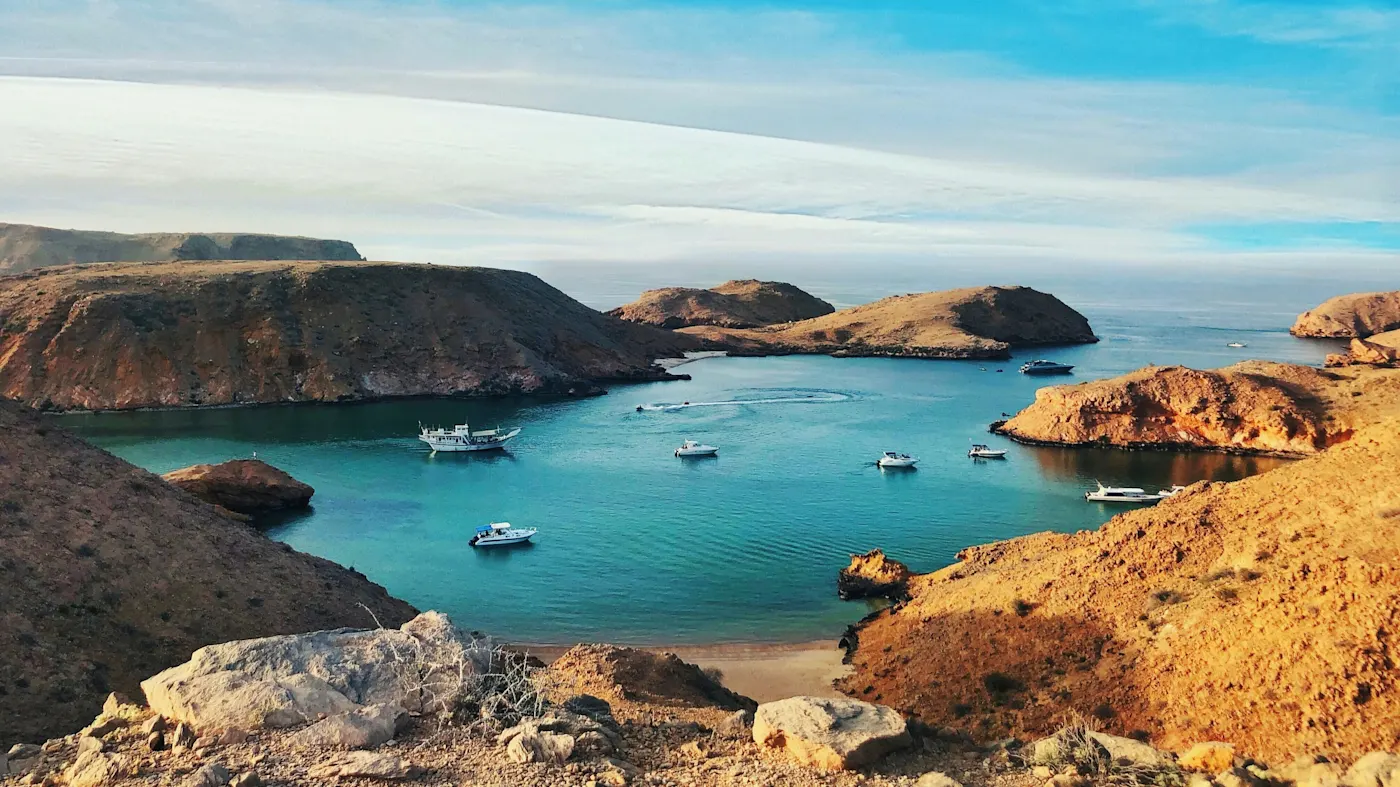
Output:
[[57, 262, 1383, 645]]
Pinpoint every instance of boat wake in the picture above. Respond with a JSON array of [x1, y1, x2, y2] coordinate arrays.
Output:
[[636, 391, 851, 412]]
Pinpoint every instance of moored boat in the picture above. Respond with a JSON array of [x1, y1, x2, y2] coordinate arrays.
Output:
[[968, 444, 1007, 459], [1155, 485, 1189, 499], [675, 439, 719, 457], [877, 451, 918, 468], [1085, 481, 1160, 504], [469, 522, 536, 547], [1020, 359, 1075, 375], [418, 421, 521, 453]]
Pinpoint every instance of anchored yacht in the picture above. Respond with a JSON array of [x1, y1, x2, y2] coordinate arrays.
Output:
[[418, 421, 521, 453], [968, 444, 1008, 459], [877, 451, 919, 468], [1085, 481, 1160, 505], [470, 522, 536, 547], [1020, 360, 1075, 375], [675, 440, 719, 458]]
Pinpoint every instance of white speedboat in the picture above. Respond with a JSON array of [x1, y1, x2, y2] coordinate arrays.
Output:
[[1227, 342, 1247, 348], [968, 444, 1008, 459], [675, 439, 719, 458], [419, 421, 521, 453], [1156, 485, 1189, 499], [877, 451, 918, 468], [1085, 481, 1160, 505], [1020, 360, 1075, 375], [470, 522, 536, 547]]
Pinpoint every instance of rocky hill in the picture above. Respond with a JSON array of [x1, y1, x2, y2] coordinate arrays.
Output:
[[608, 280, 836, 329], [838, 418, 1400, 763], [0, 222, 363, 275], [0, 400, 417, 744], [1291, 291, 1400, 338], [994, 361, 1400, 456], [0, 260, 695, 411], [681, 286, 1096, 360]]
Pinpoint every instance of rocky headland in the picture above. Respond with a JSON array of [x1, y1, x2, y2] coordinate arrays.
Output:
[[1326, 332, 1400, 368], [1291, 291, 1400, 338], [162, 460, 315, 517], [679, 286, 1097, 360], [0, 222, 363, 275], [608, 280, 836, 329], [993, 361, 1400, 456], [0, 260, 696, 411], [0, 400, 416, 745], [836, 417, 1400, 764]]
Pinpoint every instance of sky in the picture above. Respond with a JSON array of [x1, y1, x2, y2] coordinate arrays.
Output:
[[0, 0, 1396, 270]]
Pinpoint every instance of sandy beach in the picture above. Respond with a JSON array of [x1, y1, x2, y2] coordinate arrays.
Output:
[[527, 640, 850, 702]]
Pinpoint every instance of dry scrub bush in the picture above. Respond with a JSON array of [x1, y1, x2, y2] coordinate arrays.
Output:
[[1027, 714, 1185, 787]]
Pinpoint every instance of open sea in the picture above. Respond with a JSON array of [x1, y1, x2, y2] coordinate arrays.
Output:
[[56, 261, 1391, 646]]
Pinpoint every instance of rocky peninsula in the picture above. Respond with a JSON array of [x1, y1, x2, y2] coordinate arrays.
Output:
[[0, 222, 363, 275], [0, 260, 696, 411], [680, 286, 1097, 360], [609, 280, 836, 329], [162, 460, 315, 517], [994, 361, 1400, 456], [0, 400, 416, 745], [1291, 291, 1400, 338]]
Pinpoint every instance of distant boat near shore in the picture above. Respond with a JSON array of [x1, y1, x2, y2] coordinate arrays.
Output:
[[1227, 342, 1247, 348], [1019, 359, 1075, 375]]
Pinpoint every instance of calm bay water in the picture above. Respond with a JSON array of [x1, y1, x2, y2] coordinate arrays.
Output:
[[58, 262, 1382, 646]]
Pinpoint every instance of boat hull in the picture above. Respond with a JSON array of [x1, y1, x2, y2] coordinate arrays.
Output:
[[1085, 494, 1159, 504], [969, 451, 1007, 459], [1020, 367, 1074, 376], [878, 459, 918, 468], [471, 533, 535, 547], [676, 448, 719, 457]]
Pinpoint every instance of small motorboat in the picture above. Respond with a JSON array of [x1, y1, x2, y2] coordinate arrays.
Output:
[[969, 444, 1008, 459], [470, 522, 536, 547], [1085, 481, 1161, 505], [1155, 485, 1190, 499], [877, 451, 919, 468], [675, 439, 719, 458], [1020, 360, 1075, 375], [1227, 342, 1247, 348]]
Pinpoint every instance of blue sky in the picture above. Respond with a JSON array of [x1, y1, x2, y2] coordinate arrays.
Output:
[[0, 0, 1395, 268]]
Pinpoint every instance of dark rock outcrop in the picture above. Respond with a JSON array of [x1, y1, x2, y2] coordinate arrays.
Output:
[[0, 260, 696, 410], [0, 222, 363, 275], [837, 550, 911, 601], [162, 460, 314, 515]]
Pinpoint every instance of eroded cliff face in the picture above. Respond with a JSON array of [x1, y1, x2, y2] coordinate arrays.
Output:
[[681, 286, 1096, 360], [0, 260, 696, 410], [838, 419, 1400, 763], [1291, 291, 1400, 338], [0, 222, 363, 274], [608, 280, 836, 329], [0, 400, 417, 744], [995, 362, 1400, 456]]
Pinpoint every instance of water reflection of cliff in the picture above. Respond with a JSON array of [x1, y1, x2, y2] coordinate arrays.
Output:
[[1026, 445, 1293, 487]]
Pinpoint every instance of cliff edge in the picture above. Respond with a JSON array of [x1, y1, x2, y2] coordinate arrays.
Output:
[[609, 279, 836, 329], [1291, 291, 1400, 338], [0, 400, 417, 744], [681, 286, 1096, 360], [0, 260, 696, 411], [994, 361, 1400, 456], [0, 222, 363, 275]]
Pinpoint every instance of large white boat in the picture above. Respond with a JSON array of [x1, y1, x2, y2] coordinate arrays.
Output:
[[418, 421, 521, 453], [470, 522, 536, 547], [968, 444, 1008, 459], [675, 439, 719, 457], [1019, 359, 1075, 375], [1085, 481, 1160, 504], [877, 451, 919, 468]]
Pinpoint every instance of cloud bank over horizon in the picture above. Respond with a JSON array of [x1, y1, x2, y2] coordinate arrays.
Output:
[[0, 0, 1395, 270]]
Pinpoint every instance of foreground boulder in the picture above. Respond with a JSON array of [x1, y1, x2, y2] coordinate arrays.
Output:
[[1327, 336, 1400, 369], [1292, 291, 1400, 338], [141, 612, 493, 730], [609, 280, 835, 329], [837, 550, 911, 600], [752, 696, 911, 770], [162, 459, 314, 515]]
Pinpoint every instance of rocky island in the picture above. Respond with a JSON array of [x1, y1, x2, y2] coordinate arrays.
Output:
[[0, 222, 364, 275], [993, 361, 1400, 456], [1291, 290, 1400, 338], [608, 279, 836, 329], [679, 285, 1097, 360], [162, 459, 315, 517], [0, 260, 696, 411]]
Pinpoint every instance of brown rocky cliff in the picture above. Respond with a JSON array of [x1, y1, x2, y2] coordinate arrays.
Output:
[[1291, 291, 1400, 338], [682, 286, 1096, 360], [995, 362, 1400, 456], [0, 400, 416, 744], [0, 222, 363, 275], [608, 280, 835, 329], [837, 419, 1400, 763], [0, 260, 697, 411], [162, 459, 314, 515]]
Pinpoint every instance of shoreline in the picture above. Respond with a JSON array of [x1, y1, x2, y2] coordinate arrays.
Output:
[[522, 639, 851, 703]]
